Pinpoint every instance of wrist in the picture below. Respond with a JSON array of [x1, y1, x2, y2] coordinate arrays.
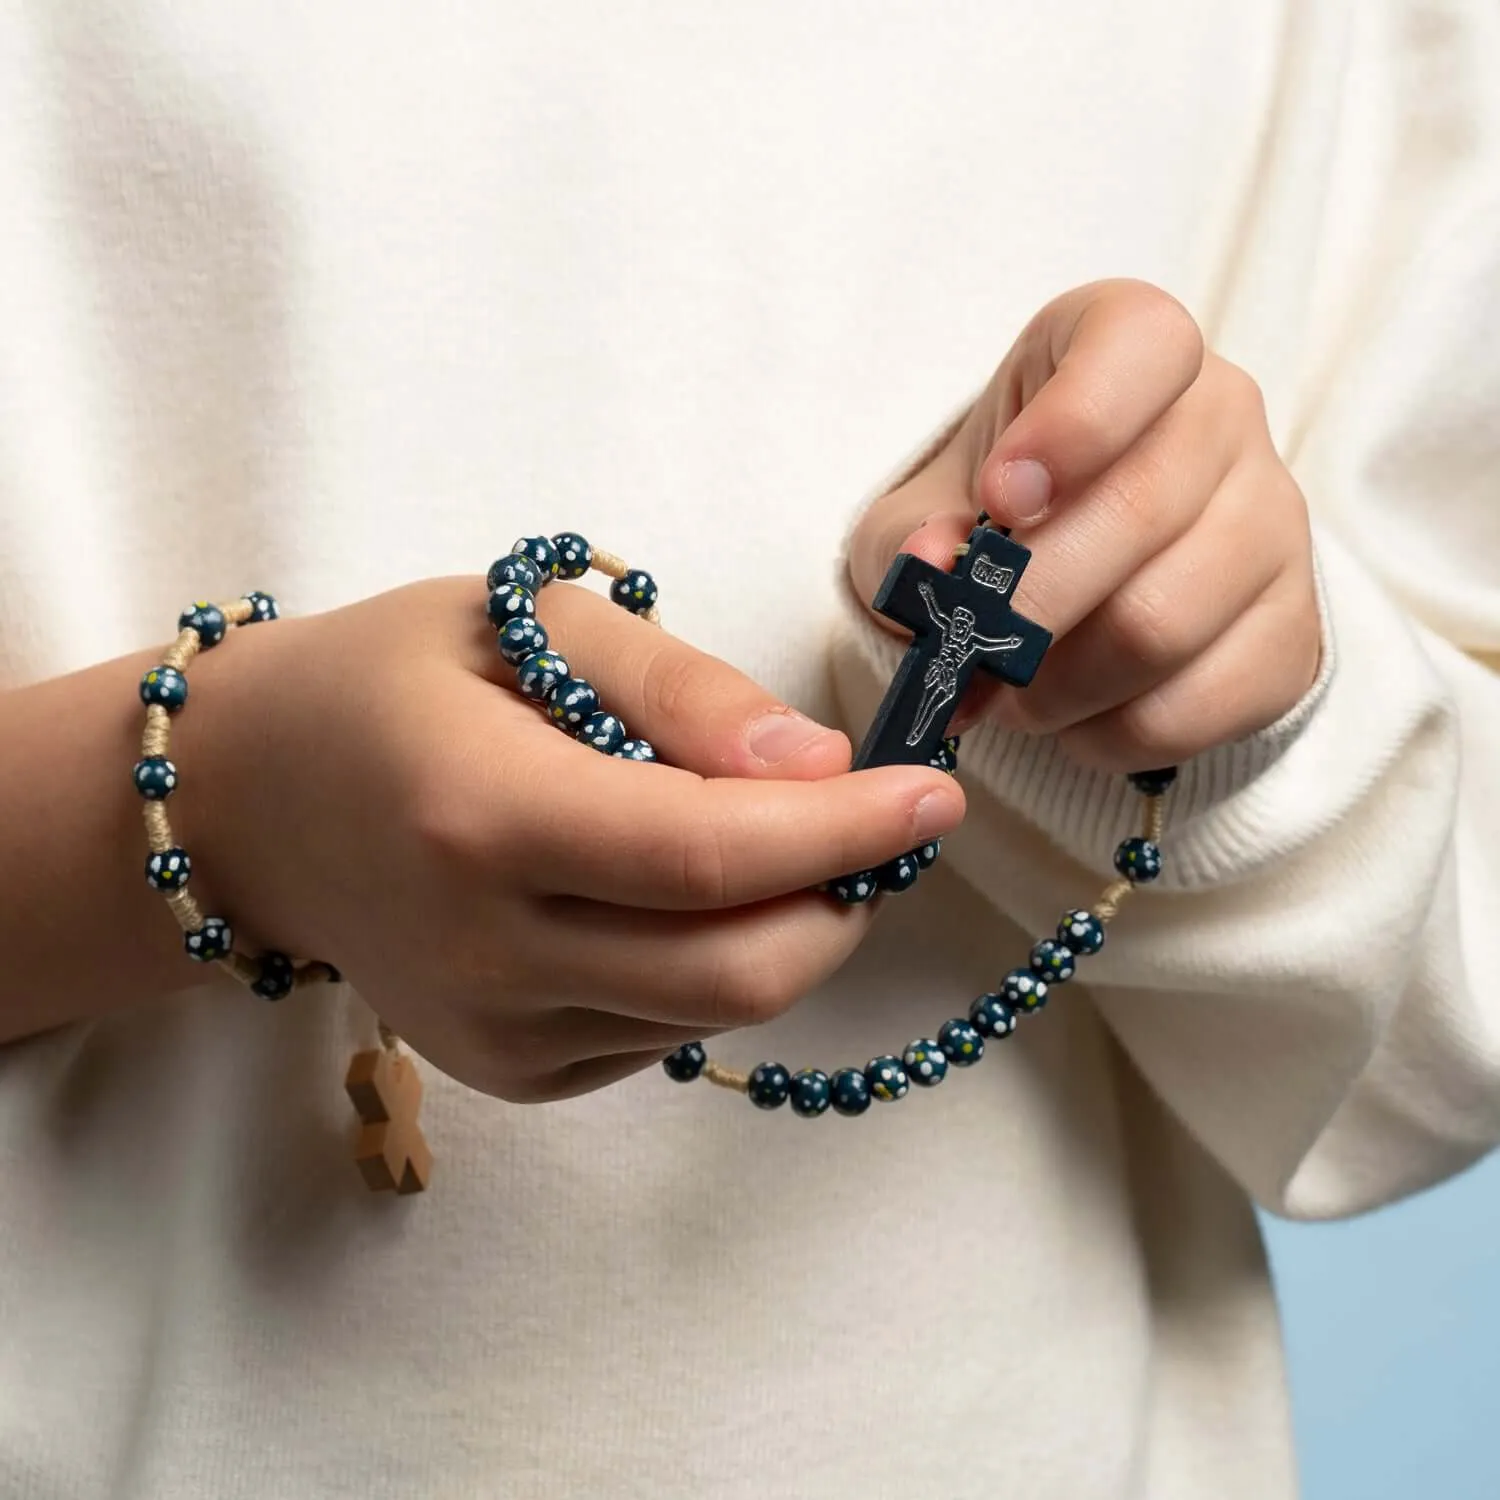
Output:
[[168, 606, 328, 964]]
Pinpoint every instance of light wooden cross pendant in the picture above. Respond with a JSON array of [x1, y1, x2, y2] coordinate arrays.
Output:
[[345, 1047, 433, 1195]]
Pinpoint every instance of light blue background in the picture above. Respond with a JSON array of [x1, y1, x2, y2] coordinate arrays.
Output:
[[1260, 1151, 1500, 1499]]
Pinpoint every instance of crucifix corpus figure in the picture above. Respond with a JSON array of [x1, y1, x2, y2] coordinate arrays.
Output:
[[852, 524, 1052, 771]]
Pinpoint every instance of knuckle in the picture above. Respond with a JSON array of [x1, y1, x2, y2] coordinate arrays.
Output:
[[669, 819, 733, 907], [997, 677, 1054, 735], [410, 748, 547, 884], [533, 1054, 665, 1103], [1112, 697, 1177, 763], [488, 1072, 553, 1105], [1037, 377, 1123, 468], [1278, 470, 1312, 530], [1105, 582, 1191, 672], [1059, 693, 1187, 775], [1060, 375, 1113, 445], [1110, 688, 1201, 769], [640, 641, 712, 725], [1213, 355, 1268, 425], [1122, 281, 1206, 375], [456, 1014, 551, 1101], [704, 945, 799, 1029], [410, 780, 489, 878]]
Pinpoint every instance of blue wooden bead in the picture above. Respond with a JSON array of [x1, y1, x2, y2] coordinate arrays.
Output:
[[178, 601, 226, 647], [145, 847, 191, 891], [548, 677, 599, 729], [747, 1062, 791, 1110], [865, 1054, 909, 1102], [929, 740, 958, 775], [488, 552, 543, 593], [1127, 766, 1178, 796], [609, 569, 658, 615], [140, 666, 188, 712], [902, 1039, 948, 1087], [244, 591, 279, 623], [912, 838, 943, 869], [511, 535, 560, 582], [1114, 836, 1163, 883], [827, 870, 878, 904], [662, 1042, 706, 1082], [184, 917, 233, 963], [969, 991, 1018, 1039], [876, 852, 920, 893], [1029, 938, 1076, 984], [251, 951, 296, 1001], [938, 1017, 985, 1066], [133, 756, 178, 801], [1058, 909, 1105, 956], [1000, 966, 1049, 1013], [789, 1069, 832, 1117], [487, 583, 537, 629], [551, 532, 593, 580], [830, 1067, 872, 1116], [579, 711, 626, 753], [516, 650, 569, 701], [498, 616, 548, 664], [613, 738, 658, 762]]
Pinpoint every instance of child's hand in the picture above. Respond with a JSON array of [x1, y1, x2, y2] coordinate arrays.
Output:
[[194, 578, 963, 1101], [850, 279, 1321, 771]]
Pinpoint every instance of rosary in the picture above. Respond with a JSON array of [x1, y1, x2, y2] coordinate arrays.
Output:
[[131, 517, 1173, 1194]]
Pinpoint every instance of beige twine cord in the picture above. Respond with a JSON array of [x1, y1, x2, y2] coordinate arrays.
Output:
[[1094, 789, 1168, 922], [587, 546, 662, 625], [702, 1060, 750, 1094]]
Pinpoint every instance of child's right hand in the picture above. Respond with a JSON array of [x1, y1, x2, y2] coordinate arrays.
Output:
[[192, 576, 964, 1101]]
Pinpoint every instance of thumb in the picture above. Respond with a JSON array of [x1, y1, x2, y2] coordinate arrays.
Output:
[[534, 583, 852, 780]]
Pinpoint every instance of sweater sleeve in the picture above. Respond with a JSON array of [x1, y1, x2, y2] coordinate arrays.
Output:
[[829, 0, 1500, 1220]]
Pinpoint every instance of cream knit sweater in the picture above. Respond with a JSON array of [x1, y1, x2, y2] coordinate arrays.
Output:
[[1, 2, 1496, 1497]]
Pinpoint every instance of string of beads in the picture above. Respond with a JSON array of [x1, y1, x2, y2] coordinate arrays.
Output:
[[488, 533, 664, 761], [134, 594, 341, 1000], [482, 529, 1177, 1119], [670, 767, 1171, 1115]]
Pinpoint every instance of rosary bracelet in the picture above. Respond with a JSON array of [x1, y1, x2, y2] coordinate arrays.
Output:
[[133, 597, 424, 1191], [482, 522, 1174, 1119], [134, 593, 342, 998]]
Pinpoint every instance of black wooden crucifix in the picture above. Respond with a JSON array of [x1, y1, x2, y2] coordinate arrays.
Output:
[[852, 524, 1051, 771]]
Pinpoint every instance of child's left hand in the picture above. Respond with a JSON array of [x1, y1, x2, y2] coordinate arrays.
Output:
[[849, 279, 1322, 772]]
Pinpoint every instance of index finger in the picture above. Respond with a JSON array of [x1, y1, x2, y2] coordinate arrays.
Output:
[[535, 755, 964, 910], [534, 582, 852, 781], [980, 279, 1205, 526]]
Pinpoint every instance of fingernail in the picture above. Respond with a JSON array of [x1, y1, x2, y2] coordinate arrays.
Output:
[[913, 784, 964, 842], [748, 709, 834, 766], [998, 459, 1052, 522]]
